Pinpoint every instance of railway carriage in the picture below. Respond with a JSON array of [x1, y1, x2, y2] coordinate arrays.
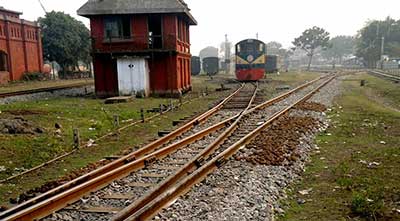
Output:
[[191, 56, 201, 75], [202, 57, 219, 75], [235, 39, 266, 81]]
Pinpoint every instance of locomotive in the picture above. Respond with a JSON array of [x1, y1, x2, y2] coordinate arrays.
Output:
[[235, 39, 266, 81]]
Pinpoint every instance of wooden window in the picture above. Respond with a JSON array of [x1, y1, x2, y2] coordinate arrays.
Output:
[[182, 22, 186, 42], [0, 51, 8, 72], [104, 16, 131, 39], [177, 19, 182, 40], [186, 24, 189, 43]]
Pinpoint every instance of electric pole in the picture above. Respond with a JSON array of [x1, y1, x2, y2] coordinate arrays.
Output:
[[224, 34, 231, 74], [38, 0, 48, 14], [380, 36, 385, 69]]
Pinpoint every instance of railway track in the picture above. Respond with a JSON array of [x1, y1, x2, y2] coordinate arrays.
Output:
[[368, 70, 400, 83], [0, 82, 93, 99], [0, 76, 334, 221], [0, 83, 246, 220]]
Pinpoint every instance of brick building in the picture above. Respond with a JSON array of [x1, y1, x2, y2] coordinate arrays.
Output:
[[0, 7, 44, 84], [78, 0, 197, 97]]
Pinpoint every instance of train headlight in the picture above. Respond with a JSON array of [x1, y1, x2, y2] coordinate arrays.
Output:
[[247, 55, 254, 62]]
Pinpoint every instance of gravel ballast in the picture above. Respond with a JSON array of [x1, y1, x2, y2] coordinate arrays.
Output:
[[156, 77, 343, 220]]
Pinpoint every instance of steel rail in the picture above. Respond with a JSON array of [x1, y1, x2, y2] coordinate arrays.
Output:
[[0, 84, 244, 220], [112, 77, 325, 220], [0, 82, 93, 98], [112, 83, 259, 221], [368, 70, 400, 82], [123, 76, 336, 221], [1, 77, 324, 220]]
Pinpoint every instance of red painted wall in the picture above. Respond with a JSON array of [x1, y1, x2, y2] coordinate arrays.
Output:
[[93, 54, 118, 97], [0, 14, 43, 84], [90, 14, 193, 97]]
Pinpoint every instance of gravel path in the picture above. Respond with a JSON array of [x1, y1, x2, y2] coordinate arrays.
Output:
[[156, 77, 342, 221]]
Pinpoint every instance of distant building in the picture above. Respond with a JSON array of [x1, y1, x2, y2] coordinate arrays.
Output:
[[0, 7, 44, 84], [78, 0, 197, 98]]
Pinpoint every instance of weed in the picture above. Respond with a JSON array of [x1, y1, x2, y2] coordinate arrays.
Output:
[[351, 191, 384, 219]]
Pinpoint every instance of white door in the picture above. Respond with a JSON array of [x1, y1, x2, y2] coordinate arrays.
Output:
[[117, 58, 150, 96]]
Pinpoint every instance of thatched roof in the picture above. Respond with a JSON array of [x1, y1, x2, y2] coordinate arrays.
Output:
[[77, 0, 197, 25]]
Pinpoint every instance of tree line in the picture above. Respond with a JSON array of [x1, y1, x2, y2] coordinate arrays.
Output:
[[291, 17, 400, 70], [38, 11, 400, 73]]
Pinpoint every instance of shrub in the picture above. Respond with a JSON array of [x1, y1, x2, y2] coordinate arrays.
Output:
[[351, 191, 384, 218]]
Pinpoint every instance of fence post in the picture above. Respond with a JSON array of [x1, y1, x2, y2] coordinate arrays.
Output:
[[170, 99, 174, 111], [113, 115, 120, 128], [73, 128, 80, 149], [140, 108, 145, 123], [179, 96, 183, 106]]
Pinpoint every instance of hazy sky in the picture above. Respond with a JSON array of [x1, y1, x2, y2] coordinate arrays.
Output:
[[1, 0, 399, 55]]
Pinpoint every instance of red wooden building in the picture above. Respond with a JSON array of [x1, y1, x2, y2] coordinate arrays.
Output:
[[78, 0, 197, 98], [0, 7, 43, 84]]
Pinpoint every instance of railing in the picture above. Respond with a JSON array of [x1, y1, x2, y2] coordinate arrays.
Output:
[[383, 68, 400, 77], [92, 34, 180, 52]]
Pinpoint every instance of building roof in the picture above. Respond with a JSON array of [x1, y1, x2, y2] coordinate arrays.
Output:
[[0, 6, 22, 15], [77, 0, 197, 25]]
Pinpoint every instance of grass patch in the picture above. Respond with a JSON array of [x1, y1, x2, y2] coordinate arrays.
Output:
[[280, 73, 400, 220]]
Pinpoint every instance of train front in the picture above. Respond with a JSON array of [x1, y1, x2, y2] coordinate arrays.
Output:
[[235, 39, 266, 81]]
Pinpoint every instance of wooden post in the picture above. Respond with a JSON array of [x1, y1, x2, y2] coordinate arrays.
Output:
[[73, 128, 80, 149], [159, 104, 163, 115], [140, 108, 145, 123], [205, 86, 209, 95], [113, 115, 120, 127], [179, 96, 183, 106], [170, 99, 174, 111]]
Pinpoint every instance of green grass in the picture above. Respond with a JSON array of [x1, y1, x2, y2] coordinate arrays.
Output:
[[279, 73, 400, 220], [268, 71, 322, 85]]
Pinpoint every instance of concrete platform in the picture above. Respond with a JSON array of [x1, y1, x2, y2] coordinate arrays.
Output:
[[105, 96, 134, 104]]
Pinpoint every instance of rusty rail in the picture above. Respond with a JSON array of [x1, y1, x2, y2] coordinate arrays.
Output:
[[0, 82, 93, 98], [112, 83, 259, 221], [0, 84, 244, 220], [368, 70, 400, 82], [0, 77, 325, 220], [121, 76, 336, 221]]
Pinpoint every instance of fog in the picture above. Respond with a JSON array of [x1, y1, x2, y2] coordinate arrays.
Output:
[[1, 0, 399, 54]]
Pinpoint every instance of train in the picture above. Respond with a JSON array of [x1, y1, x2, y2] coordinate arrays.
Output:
[[265, 55, 280, 73], [202, 57, 219, 75], [235, 39, 266, 81], [191, 56, 201, 75]]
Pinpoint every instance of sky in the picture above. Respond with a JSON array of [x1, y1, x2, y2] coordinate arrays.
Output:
[[1, 0, 399, 55]]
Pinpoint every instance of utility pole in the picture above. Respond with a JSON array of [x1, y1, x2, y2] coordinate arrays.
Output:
[[38, 0, 48, 14], [224, 34, 231, 74], [380, 36, 385, 69]]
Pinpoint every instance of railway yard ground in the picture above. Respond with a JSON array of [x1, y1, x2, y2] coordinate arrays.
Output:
[[0, 71, 318, 206], [0, 79, 94, 94], [0, 71, 399, 220], [280, 72, 400, 220]]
